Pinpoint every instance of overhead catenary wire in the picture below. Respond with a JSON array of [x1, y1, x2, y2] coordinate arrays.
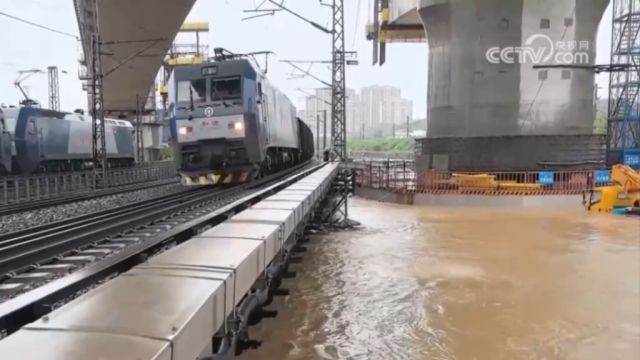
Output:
[[0, 10, 79, 40], [352, 0, 362, 50]]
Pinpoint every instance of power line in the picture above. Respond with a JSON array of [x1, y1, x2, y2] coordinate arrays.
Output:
[[352, 0, 362, 50], [268, 0, 332, 33], [281, 60, 332, 87], [0, 10, 79, 40]]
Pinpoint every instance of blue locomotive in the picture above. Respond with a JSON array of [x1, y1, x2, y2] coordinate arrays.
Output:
[[0, 106, 135, 174], [168, 52, 314, 185], [0, 108, 11, 174]]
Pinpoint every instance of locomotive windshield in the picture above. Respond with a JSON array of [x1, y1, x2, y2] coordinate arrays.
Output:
[[177, 79, 207, 104], [211, 77, 241, 100]]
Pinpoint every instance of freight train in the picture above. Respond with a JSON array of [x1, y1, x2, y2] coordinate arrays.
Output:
[[168, 52, 314, 185], [0, 106, 135, 175]]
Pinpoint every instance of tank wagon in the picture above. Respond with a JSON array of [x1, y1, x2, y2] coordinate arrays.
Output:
[[0, 107, 135, 174], [168, 53, 314, 185]]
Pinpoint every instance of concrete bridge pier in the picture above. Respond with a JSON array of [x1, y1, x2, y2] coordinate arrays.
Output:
[[418, 0, 609, 138]]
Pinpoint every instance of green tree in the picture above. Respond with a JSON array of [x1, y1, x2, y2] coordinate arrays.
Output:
[[160, 146, 174, 160]]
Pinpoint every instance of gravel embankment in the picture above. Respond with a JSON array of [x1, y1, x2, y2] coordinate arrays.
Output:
[[0, 184, 186, 234]]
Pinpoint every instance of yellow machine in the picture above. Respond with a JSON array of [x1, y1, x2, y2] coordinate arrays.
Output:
[[584, 164, 640, 215], [449, 173, 541, 192], [160, 22, 209, 110]]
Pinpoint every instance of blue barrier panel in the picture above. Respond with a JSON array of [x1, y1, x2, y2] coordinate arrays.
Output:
[[623, 153, 640, 167], [539, 171, 554, 185], [595, 170, 611, 184]]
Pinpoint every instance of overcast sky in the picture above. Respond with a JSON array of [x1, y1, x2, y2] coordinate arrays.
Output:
[[0, 0, 613, 117]]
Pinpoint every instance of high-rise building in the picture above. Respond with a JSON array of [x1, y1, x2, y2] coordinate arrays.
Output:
[[347, 93, 361, 135], [357, 85, 413, 136], [302, 85, 413, 139], [304, 88, 357, 148], [391, 98, 413, 125]]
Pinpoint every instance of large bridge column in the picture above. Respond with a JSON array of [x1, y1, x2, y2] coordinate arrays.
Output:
[[418, 0, 608, 138]]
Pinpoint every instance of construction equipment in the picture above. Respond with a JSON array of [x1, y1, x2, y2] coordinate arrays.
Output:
[[583, 164, 640, 215], [436, 173, 542, 192], [160, 21, 209, 111]]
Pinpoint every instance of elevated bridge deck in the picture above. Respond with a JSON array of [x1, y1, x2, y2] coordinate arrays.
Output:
[[74, 0, 196, 114]]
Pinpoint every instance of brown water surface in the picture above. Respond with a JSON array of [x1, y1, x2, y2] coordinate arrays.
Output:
[[240, 198, 640, 360]]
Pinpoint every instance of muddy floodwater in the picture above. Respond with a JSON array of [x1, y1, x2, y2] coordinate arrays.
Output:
[[240, 198, 640, 360]]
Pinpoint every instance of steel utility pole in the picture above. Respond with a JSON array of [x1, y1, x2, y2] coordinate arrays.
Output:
[[47, 66, 60, 111], [316, 114, 320, 158], [328, 0, 351, 224], [323, 109, 328, 151], [135, 94, 144, 164], [91, 33, 107, 183], [250, 0, 354, 225], [331, 0, 346, 161], [406, 116, 410, 138]]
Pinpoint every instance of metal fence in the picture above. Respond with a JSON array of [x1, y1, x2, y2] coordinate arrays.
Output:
[[0, 162, 176, 205], [351, 160, 416, 192], [105, 164, 176, 186], [416, 170, 594, 195], [352, 160, 606, 195], [349, 151, 415, 161]]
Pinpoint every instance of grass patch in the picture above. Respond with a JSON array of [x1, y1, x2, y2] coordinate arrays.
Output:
[[349, 138, 415, 152]]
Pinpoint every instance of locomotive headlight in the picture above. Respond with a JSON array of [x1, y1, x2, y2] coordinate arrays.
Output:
[[179, 126, 192, 135], [233, 121, 244, 131]]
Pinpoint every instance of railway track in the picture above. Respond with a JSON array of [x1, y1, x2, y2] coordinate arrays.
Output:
[[0, 162, 321, 335], [0, 185, 217, 276], [0, 184, 246, 296]]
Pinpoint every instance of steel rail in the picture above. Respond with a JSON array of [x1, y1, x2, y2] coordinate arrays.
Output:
[[0, 186, 214, 262], [0, 185, 223, 275], [0, 161, 323, 336]]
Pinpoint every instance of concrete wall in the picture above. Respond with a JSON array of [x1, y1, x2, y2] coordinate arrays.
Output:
[[134, 120, 167, 162], [418, 0, 608, 138], [354, 189, 583, 208], [415, 134, 606, 171], [414, 193, 583, 208], [355, 187, 414, 205]]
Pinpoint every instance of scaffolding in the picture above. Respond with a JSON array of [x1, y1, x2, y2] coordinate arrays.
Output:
[[609, 0, 640, 166]]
